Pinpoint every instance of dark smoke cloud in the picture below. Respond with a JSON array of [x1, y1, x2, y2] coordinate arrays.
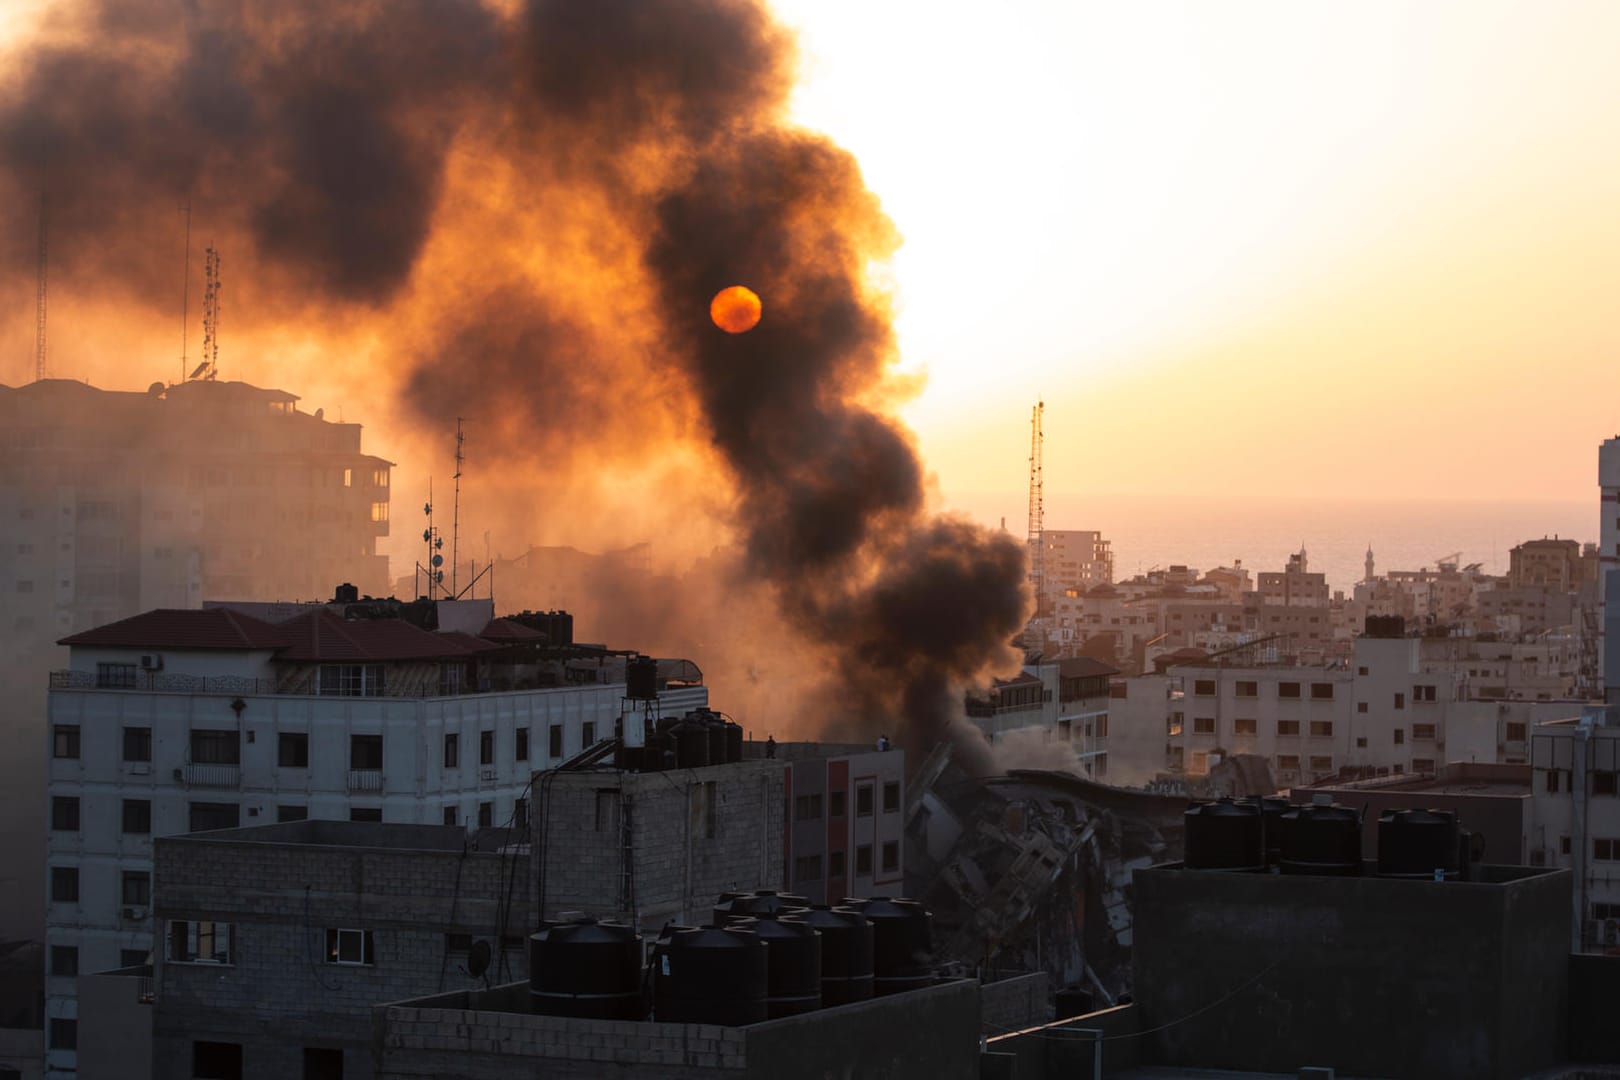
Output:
[[0, 0, 1030, 766]]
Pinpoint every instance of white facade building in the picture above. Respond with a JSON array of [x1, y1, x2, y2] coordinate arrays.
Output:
[[42, 604, 703, 1079], [1528, 706, 1620, 952]]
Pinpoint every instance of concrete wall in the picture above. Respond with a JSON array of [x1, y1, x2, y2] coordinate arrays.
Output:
[[533, 760, 786, 930], [150, 825, 530, 1080], [978, 972, 1049, 1037], [373, 978, 981, 1080], [1132, 864, 1570, 1080], [1569, 953, 1620, 1063], [982, 1003, 1140, 1080], [76, 968, 151, 1080]]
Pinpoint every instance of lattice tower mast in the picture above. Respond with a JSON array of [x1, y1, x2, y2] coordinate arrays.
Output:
[[1027, 400, 1045, 619]]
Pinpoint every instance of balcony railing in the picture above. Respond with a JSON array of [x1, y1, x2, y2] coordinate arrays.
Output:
[[50, 670, 277, 695], [348, 769, 383, 793], [183, 763, 241, 788]]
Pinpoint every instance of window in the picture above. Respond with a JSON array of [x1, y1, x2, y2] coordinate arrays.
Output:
[[51, 866, 78, 903], [1411, 723, 1436, 741], [1309, 755, 1333, 773], [1235, 680, 1258, 698], [1277, 719, 1300, 736], [168, 920, 234, 964], [1167, 713, 1184, 736], [303, 1047, 344, 1080], [278, 805, 308, 823], [1394, 729, 1406, 745], [477, 802, 493, 828], [548, 724, 563, 759], [795, 793, 823, 821], [1309, 721, 1334, 737], [856, 844, 873, 876], [581, 722, 596, 748], [1505, 722, 1527, 742], [1412, 758, 1436, 773], [1358, 666, 1369, 676], [1355, 737, 1368, 749], [1414, 684, 1437, 702], [50, 945, 78, 977], [192, 1040, 242, 1080], [1595, 772, 1619, 797], [1594, 838, 1620, 862], [882, 841, 899, 873], [515, 727, 530, 761], [49, 1019, 76, 1052], [595, 790, 619, 833], [1193, 679, 1216, 697], [370, 502, 389, 523], [1357, 702, 1368, 714], [1276, 755, 1300, 772], [123, 726, 152, 762], [190, 729, 240, 765], [829, 850, 846, 878], [96, 662, 138, 689], [123, 871, 151, 906], [350, 734, 382, 771], [188, 802, 240, 831], [279, 733, 309, 768], [443, 734, 459, 768], [794, 854, 823, 882], [882, 781, 900, 812], [1095, 714, 1109, 737], [1310, 683, 1334, 700], [319, 664, 386, 697], [480, 730, 494, 766], [1394, 692, 1405, 710], [53, 725, 80, 759], [51, 796, 79, 832], [443, 806, 458, 826], [856, 783, 874, 817], [1278, 682, 1301, 699], [1191, 750, 1209, 773], [350, 807, 382, 823], [829, 790, 846, 818], [123, 799, 152, 834], [1193, 717, 1216, 735], [1234, 718, 1257, 735], [326, 928, 376, 965]]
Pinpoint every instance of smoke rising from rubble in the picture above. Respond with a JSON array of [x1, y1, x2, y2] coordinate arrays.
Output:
[[0, 0, 1029, 765]]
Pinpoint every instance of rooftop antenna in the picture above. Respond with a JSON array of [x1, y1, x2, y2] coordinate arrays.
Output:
[[419, 479, 446, 599], [178, 202, 190, 385], [34, 191, 47, 382], [189, 244, 220, 381], [1027, 400, 1046, 638], [451, 419, 465, 597]]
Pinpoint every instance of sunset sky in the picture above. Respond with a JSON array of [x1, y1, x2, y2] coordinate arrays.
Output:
[[4, 0, 1619, 555], [771, 0, 1620, 520]]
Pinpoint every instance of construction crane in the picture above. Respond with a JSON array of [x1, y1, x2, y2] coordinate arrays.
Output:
[[1027, 401, 1046, 640], [34, 192, 47, 382]]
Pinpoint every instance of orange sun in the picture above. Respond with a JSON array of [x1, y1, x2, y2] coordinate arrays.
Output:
[[710, 285, 762, 333]]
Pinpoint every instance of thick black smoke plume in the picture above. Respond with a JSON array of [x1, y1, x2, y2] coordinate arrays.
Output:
[[0, 0, 1030, 766]]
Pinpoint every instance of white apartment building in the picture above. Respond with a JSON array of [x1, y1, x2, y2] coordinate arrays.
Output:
[[1528, 707, 1620, 952], [1032, 530, 1113, 607], [42, 603, 704, 1078]]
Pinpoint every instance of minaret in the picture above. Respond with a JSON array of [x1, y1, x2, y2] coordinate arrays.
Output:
[[1365, 544, 1375, 583]]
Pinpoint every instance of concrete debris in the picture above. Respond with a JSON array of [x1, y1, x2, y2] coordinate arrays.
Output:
[[908, 768, 1187, 1001]]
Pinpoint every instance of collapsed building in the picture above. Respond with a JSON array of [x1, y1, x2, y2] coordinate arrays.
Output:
[[907, 766, 1188, 1003]]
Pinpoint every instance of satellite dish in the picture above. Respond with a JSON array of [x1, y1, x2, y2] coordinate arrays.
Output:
[[467, 939, 492, 978]]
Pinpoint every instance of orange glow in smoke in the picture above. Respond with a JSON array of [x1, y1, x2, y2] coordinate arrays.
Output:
[[710, 285, 763, 333]]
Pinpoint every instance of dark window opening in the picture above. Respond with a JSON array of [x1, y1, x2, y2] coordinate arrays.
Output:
[[279, 732, 309, 768]]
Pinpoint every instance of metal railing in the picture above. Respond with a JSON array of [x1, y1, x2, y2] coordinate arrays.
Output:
[[50, 670, 277, 695], [183, 763, 241, 788], [347, 769, 383, 793]]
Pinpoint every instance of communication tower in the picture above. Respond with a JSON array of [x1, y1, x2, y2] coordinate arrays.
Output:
[[417, 479, 448, 599], [1027, 400, 1046, 624], [188, 245, 220, 381]]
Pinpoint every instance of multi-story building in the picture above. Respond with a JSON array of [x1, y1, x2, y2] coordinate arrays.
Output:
[[43, 601, 704, 1079], [1254, 549, 1329, 608], [1601, 437, 1620, 700], [784, 749, 905, 904], [1030, 530, 1112, 612], [1528, 706, 1620, 953], [964, 657, 1116, 776]]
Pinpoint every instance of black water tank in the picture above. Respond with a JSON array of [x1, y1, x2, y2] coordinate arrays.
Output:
[[642, 730, 675, 773], [729, 916, 822, 1018], [1183, 799, 1264, 871], [800, 905, 875, 1005], [842, 897, 932, 996], [653, 926, 768, 1026], [713, 890, 811, 926], [703, 713, 727, 766], [1280, 803, 1361, 876], [672, 720, 709, 769], [724, 720, 744, 764], [626, 657, 659, 701], [1260, 796, 1292, 866], [1054, 986, 1095, 1020], [614, 744, 643, 772], [529, 918, 644, 1020], [1378, 808, 1461, 879]]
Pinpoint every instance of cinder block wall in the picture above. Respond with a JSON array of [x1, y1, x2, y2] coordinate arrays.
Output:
[[151, 834, 531, 1080], [979, 972, 1049, 1036], [533, 761, 786, 928]]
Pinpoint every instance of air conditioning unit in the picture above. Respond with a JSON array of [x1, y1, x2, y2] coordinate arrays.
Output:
[[140, 654, 163, 671], [480, 768, 498, 781], [121, 906, 147, 921]]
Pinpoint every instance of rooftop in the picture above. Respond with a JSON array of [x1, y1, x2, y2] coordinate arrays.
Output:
[[167, 819, 473, 852]]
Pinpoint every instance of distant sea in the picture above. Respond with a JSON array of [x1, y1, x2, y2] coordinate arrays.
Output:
[[955, 493, 1596, 595]]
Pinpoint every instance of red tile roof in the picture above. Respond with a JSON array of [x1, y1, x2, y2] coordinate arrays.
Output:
[[276, 609, 477, 662], [479, 618, 546, 643], [58, 609, 288, 651]]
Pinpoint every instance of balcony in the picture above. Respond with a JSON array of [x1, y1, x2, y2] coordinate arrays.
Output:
[[51, 670, 277, 695], [183, 763, 241, 788], [348, 769, 383, 793]]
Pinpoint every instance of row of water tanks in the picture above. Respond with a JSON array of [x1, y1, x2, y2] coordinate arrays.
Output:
[[528, 891, 933, 1026], [1184, 797, 1484, 879], [615, 708, 744, 772]]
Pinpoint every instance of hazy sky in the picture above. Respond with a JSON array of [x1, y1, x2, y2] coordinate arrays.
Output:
[[770, 0, 1620, 517]]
